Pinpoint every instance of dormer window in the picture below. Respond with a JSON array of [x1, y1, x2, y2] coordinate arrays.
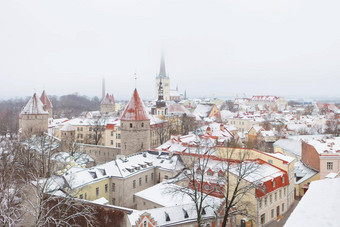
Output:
[[273, 180, 276, 188], [282, 176, 285, 184]]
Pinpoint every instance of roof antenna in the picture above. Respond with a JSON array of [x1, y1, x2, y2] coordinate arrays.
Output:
[[134, 72, 137, 89]]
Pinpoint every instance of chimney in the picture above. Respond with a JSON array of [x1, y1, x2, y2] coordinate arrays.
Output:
[[206, 126, 211, 135]]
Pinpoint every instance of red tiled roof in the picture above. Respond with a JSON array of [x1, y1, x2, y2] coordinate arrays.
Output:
[[40, 90, 53, 109], [121, 89, 149, 121]]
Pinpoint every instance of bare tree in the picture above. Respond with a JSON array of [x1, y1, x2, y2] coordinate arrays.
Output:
[[21, 134, 97, 226], [219, 148, 264, 227], [325, 115, 340, 137], [167, 136, 218, 227], [86, 117, 106, 145], [155, 121, 170, 146], [0, 136, 25, 226]]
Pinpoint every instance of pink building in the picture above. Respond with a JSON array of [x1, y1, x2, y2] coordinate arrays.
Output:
[[302, 137, 340, 180]]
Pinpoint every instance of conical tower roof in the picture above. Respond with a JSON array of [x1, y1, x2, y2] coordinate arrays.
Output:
[[20, 93, 49, 115], [101, 93, 115, 105], [121, 89, 149, 121], [40, 90, 53, 109], [159, 51, 167, 78]]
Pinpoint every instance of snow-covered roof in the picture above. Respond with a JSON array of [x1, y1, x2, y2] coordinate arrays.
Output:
[[128, 202, 220, 227], [101, 93, 115, 105], [294, 161, 318, 184], [251, 96, 279, 102], [134, 182, 197, 207], [266, 153, 295, 164], [121, 89, 149, 121], [285, 178, 340, 227], [193, 104, 214, 118], [168, 104, 194, 117], [61, 123, 75, 131], [20, 93, 49, 115], [274, 139, 302, 157], [304, 137, 340, 155], [40, 90, 53, 109]]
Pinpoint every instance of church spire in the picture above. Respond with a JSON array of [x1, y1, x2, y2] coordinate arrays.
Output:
[[159, 51, 166, 78]]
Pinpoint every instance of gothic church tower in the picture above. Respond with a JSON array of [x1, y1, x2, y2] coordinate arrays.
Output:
[[155, 52, 170, 101], [120, 89, 150, 156]]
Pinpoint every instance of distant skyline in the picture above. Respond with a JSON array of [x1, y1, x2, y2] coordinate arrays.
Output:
[[0, 0, 339, 100]]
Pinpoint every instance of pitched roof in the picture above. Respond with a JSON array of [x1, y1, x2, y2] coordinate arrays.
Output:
[[101, 93, 115, 105], [121, 89, 149, 121], [20, 93, 49, 115], [40, 90, 53, 109]]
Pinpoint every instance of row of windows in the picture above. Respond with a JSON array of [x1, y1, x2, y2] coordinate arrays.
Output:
[[260, 204, 285, 224], [259, 188, 286, 209], [132, 173, 154, 188]]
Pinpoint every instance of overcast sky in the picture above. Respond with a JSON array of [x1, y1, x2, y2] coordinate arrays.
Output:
[[0, 0, 339, 100]]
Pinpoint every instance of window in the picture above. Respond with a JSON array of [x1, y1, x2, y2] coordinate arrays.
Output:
[[79, 194, 83, 199], [130, 123, 133, 128], [85, 193, 87, 199], [327, 162, 333, 170], [112, 183, 115, 192], [133, 195, 136, 203], [284, 188, 286, 196], [105, 184, 108, 193], [112, 198, 115, 205], [282, 176, 285, 184], [116, 134, 120, 139], [111, 140, 113, 145], [259, 199, 262, 209], [207, 171, 212, 176], [270, 195, 272, 203], [273, 181, 276, 188], [96, 187, 99, 196], [89, 127, 92, 131], [275, 192, 277, 201], [260, 214, 265, 224], [141, 123, 144, 127], [143, 221, 147, 227], [271, 209, 274, 218], [264, 197, 267, 206], [279, 190, 282, 199], [268, 159, 273, 164], [145, 175, 148, 183], [151, 173, 154, 181], [111, 131, 113, 136], [164, 175, 168, 180], [282, 203, 285, 212], [139, 177, 142, 186], [205, 185, 210, 190], [133, 180, 136, 189]]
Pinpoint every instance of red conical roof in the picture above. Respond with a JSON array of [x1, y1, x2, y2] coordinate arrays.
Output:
[[121, 89, 149, 121], [40, 90, 53, 109]]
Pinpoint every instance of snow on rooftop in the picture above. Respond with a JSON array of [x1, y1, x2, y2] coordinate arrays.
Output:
[[20, 93, 49, 115], [266, 153, 295, 164], [285, 178, 340, 227], [274, 139, 302, 157], [294, 161, 318, 184], [134, 182, 195, 207], [304, 137, 340, 155], [121, 89, 149, 121]]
